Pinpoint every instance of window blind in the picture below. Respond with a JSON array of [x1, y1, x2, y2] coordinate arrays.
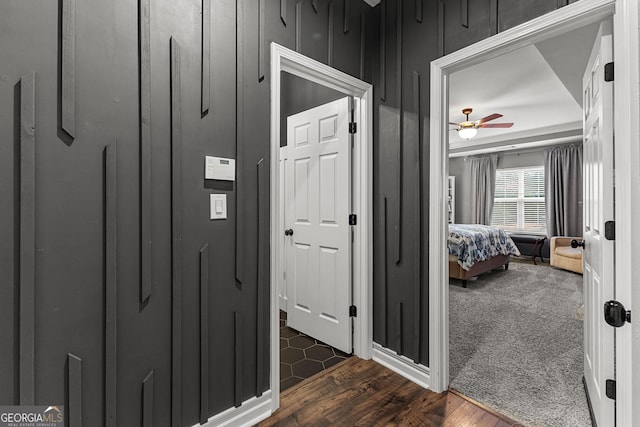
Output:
[[492, 166, 546, 233]]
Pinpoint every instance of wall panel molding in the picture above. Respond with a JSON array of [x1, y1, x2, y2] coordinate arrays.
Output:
[[256, 159, 266, 397], [61, 0, 76, 138], [415, 0, 423, 23], [235, 0, 245, 285], [139, 0, 152, 304], [490, 0, 498, 35], [19, 71, 36, 406], [170, 36, 183, 427], [202, 0, 211, 112], [199, 244, 209, 424], [296, 1, 302, 53], [394, 0, 403, 265], [395, 302, 403, 354], [379, 0, 386, 101], [67, 354, 82, 427], [437, 1, 444, 56], [328, 2, 334, 65], [359, 14, 366, 80], [461, 0, 469, 28], [381, 196, 388, 346], [234, 312, 243, 408], [411, 71, 422, 364], [280, 0, 287, 25], [142, 371, 154, 427], [104, 143, 118, 427], [343, 0, 350, 33], [259, 0, 265, 82]]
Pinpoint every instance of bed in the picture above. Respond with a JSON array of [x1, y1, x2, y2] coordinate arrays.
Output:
[[448, 224, 520, 287]]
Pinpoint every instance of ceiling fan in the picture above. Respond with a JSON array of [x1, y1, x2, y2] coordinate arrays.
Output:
[[450, 108, 514, 139]]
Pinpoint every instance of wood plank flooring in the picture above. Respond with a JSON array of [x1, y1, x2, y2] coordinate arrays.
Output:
[[257, 357, 522, 427]]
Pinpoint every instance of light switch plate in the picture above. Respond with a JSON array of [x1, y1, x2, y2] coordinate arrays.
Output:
[[210, 194, 227, 220]]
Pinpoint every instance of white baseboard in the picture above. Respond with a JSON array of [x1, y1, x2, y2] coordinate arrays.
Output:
[[372, 343, 431, 389], [197, 390, 272, 427]]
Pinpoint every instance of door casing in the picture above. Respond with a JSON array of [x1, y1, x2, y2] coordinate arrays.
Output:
[[429, 0, 639, 425], [269, 43, 373, 411]]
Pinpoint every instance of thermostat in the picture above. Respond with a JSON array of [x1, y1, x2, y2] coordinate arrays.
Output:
[[205, 156, 235, 181]]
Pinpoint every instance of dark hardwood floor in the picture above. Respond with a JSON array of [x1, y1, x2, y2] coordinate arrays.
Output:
[[257, 357, 523, 426]]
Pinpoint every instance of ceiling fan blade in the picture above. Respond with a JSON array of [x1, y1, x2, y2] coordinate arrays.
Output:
[[449, 122, 460, 126], [479, 122, 514, 128], [478, 113, 503, 124]]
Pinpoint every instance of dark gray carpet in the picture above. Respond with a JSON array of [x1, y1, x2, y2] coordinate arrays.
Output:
[[449, 261, 590, 427]]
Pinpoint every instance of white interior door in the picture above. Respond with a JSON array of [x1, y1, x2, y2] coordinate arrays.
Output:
[[285, 97, 352, 354], [582, 22, 615, 427]]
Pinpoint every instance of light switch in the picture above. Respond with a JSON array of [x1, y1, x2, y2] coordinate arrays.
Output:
[[210, 194, 227, 220]]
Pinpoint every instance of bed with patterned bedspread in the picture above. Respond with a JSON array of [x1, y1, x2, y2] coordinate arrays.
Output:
[[448, 224, 521, 286]]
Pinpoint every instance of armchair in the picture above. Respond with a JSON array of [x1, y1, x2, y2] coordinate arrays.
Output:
[[550, 236, 583, 274]]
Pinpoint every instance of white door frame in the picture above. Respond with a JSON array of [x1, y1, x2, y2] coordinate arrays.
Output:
[[428, 0, 639, 424], [269, 43, 374, 411]]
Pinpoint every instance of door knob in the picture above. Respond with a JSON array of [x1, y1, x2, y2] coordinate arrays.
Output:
[[571, 239, 585, 249], [604, 300, 631, 327], [284, 229, 294, 236]]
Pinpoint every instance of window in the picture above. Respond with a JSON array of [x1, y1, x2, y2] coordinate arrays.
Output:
[[492, 166, 546, 233]]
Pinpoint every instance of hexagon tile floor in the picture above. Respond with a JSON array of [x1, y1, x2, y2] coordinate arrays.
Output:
[[280, 311, 351, 391]]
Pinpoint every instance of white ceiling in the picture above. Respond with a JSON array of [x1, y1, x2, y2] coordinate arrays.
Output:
[[448, 23, 600, 157]]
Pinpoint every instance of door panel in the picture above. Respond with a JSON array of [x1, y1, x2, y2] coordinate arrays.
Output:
[[582, 22, 615, 427], [319, 154, 338, 223], [285, 97, 352, 353], [294, 158, 311, 222], [293, 243, 311, 310]]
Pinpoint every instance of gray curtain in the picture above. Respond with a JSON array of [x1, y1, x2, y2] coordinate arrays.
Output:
[[544, 145, 583, 237], [468, 155, 498, 225]]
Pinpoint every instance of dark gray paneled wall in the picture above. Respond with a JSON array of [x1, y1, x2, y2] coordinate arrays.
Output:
[[0, 0, 373, 426], [372, 0, 581, 366]]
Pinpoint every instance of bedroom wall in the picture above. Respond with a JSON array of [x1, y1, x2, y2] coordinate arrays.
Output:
[[448, 149, 546, 225], [374, 0, 581, 366], [0, 0, 374, 425]]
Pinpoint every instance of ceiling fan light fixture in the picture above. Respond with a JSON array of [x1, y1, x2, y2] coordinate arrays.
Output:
[[451, 108, 513, 139], [458, 126, 477, 139]]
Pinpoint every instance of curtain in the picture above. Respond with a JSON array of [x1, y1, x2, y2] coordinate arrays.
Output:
[[544, 145, 583, 237], [468, 155, 498, 225]]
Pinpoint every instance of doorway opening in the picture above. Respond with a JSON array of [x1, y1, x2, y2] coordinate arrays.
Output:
[[428, 0, 634, 426], [269, 43, 373, 411], [278, 90, 356, 391], [444, 20, 601, 425]]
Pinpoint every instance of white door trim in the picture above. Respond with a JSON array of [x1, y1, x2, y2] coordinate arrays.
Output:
[[270, 43, 373, 412], [429, 1, 637, 424]]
